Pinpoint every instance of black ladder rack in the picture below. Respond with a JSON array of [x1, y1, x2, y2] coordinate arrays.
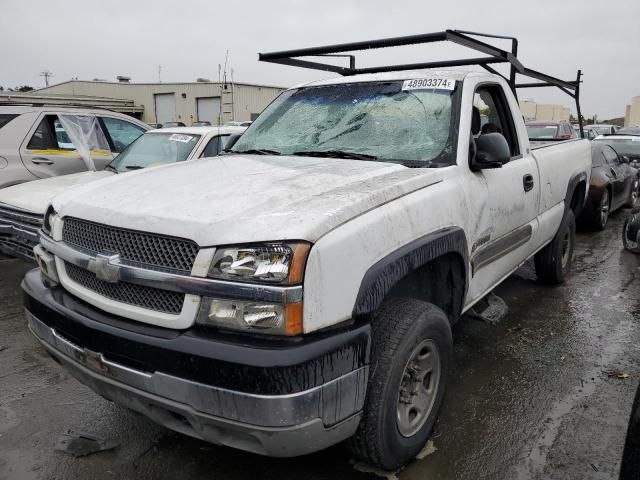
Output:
[[259, 29, 584, 135]]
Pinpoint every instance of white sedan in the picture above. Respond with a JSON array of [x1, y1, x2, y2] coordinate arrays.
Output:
[[0, 125, 246, 261]]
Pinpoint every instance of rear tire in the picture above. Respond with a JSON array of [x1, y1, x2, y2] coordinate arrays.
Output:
[[535, 210, 576, 284], [589, 189, 610, 231], [348, 298, 452, 471], [626, 178, 639, 208]]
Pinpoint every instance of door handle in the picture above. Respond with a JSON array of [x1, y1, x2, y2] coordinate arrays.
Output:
[[32, 157, 54, 165], [523, 174, 534, 192], [610, 168, 618, 178]]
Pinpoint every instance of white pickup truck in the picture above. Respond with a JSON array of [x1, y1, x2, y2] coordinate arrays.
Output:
[[23, 32, 591, 470]]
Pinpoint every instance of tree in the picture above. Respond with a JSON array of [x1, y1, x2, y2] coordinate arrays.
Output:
[[14, 85, 34, 92]]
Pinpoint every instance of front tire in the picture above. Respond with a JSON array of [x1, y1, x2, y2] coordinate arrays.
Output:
[[348, 298, 452, 471], [535, 210, 576, 284]]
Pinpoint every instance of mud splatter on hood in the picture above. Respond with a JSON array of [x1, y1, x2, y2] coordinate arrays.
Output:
[[53, 155, 443, 245]]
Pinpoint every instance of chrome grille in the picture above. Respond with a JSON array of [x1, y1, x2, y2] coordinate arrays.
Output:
[[0, 204, 42, 261], [65, 262, 185, 314], [62, 217, 198, 274]]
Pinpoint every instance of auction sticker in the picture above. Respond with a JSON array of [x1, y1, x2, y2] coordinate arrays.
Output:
[[402, 78, 455, 91], [169, 134, 193, 143]]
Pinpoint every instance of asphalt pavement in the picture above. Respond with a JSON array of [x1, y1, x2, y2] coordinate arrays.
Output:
[[1, 210, 639, 480]]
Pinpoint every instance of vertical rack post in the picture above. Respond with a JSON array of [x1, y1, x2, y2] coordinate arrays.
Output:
[[575, 70, 583, 137]]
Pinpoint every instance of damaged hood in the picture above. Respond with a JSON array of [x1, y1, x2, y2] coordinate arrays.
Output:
[[53, 155, 443, 245], [0, 171, 113, 215]]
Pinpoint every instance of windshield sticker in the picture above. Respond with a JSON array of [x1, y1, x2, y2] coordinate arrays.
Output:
[[402, 78, 455, 91], [169, 134, 193, 143]]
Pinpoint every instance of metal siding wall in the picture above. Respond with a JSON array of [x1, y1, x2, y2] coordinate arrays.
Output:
[[37, 81, 285, 125]]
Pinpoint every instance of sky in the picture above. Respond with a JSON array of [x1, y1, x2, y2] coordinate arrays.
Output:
[[1, 0, 638, 119]]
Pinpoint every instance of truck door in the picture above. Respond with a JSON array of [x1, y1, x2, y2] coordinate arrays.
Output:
[[466, 84, 540, 300], [19, 113, 113, 178]]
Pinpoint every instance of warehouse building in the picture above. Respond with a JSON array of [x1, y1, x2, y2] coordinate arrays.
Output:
[[30, 78, 286, 125], [519, 99, 572, 122], [624, 96, 640, 127]]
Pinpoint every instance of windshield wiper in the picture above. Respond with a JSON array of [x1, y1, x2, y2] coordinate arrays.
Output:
[[124, 165, 145, 170], [292, 150, 377, 161], [104, 164, 118, 173], [228, 148, 281, 155]]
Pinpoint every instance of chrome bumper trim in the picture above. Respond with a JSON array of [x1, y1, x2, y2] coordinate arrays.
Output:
[[39, 231, 303, 304], [26, 310, 367, 428]]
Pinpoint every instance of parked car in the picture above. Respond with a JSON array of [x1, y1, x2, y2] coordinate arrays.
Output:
[[162, 121, 186, 128], [146, 123, 163, 129], [622, 207, 640, 253], [593, 134, 640, 169], [618, 127, 640, 135], [192, 121, 212, 126], [0, 126, 245, 261], [0, 105, 149, 189], [225, 120, 253, 127], [587, 124, 620, 136], [24, 33, 592, 470], [526, 120, 577, 140], [579, 143, 639, 230], [573, 125, 599, 140]]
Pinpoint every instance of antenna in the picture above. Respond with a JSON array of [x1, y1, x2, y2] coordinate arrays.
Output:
[[40, 69, 53, 87], [158, 65, 162, 83]]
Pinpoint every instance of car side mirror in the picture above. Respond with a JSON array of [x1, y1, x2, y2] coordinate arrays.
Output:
[[224, 134, 242, 150], [621, 155, 630, 164], [470, 133, 511, 170]]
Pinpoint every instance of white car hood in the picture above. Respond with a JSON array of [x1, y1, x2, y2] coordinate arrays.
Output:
[[0, 171, 113, 215], [53, 155, 443, 245]]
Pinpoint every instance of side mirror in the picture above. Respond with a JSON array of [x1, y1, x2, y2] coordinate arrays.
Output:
[[470, 133, 511, 170], [621, 155, 630, 164], [224, 133, 242, 150]]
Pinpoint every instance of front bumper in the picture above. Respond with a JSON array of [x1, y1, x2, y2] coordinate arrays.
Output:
[[23, 269, 370, 456]]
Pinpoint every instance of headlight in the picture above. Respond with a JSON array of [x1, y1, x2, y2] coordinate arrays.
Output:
[[42, 205, 57, 235], [208, 242, 310, 285], [197, 298, 303, 336]]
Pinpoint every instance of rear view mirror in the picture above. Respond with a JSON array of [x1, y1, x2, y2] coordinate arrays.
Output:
[[470, 133, 511, 170]]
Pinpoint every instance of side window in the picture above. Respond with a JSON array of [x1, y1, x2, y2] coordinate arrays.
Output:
[[473, 85, 520, 157], [26, 115, 79, 150], [0, 114, 18, 130], [200, 135, 230, 157], [101, 117, 145, 153], [52, 117, 75, 149], [27, 116, 56, 149], [603, 146, 620, 165]]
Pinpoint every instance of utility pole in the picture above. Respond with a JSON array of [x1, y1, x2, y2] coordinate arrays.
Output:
[[40, 69, 53, 87]]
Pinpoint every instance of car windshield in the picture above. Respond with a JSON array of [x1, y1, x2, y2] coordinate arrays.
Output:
[[526, 125, 558, 139], [592, 126, 612, 135], [594, 138, 640, 157], [108, 132, 201, 172], [231, 81, 457, 167]]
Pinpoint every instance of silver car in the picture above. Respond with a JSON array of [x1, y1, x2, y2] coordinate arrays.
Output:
[[0, 105, 149, 189]]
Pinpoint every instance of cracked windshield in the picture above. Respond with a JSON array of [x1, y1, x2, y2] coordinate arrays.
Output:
[[233, 81, 456, 166]]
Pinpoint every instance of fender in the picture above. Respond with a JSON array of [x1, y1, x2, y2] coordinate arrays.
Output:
[[352, 227, 468, 317], [565, 171, 588, 217]]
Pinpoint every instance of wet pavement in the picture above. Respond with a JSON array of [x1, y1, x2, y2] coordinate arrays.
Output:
[[1, 210, 639, 480]]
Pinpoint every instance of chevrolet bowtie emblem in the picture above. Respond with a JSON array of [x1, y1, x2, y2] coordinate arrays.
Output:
[[88, 253, 121, 283]]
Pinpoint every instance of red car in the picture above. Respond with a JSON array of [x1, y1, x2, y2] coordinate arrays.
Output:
[[526, 120, 577, 140]]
